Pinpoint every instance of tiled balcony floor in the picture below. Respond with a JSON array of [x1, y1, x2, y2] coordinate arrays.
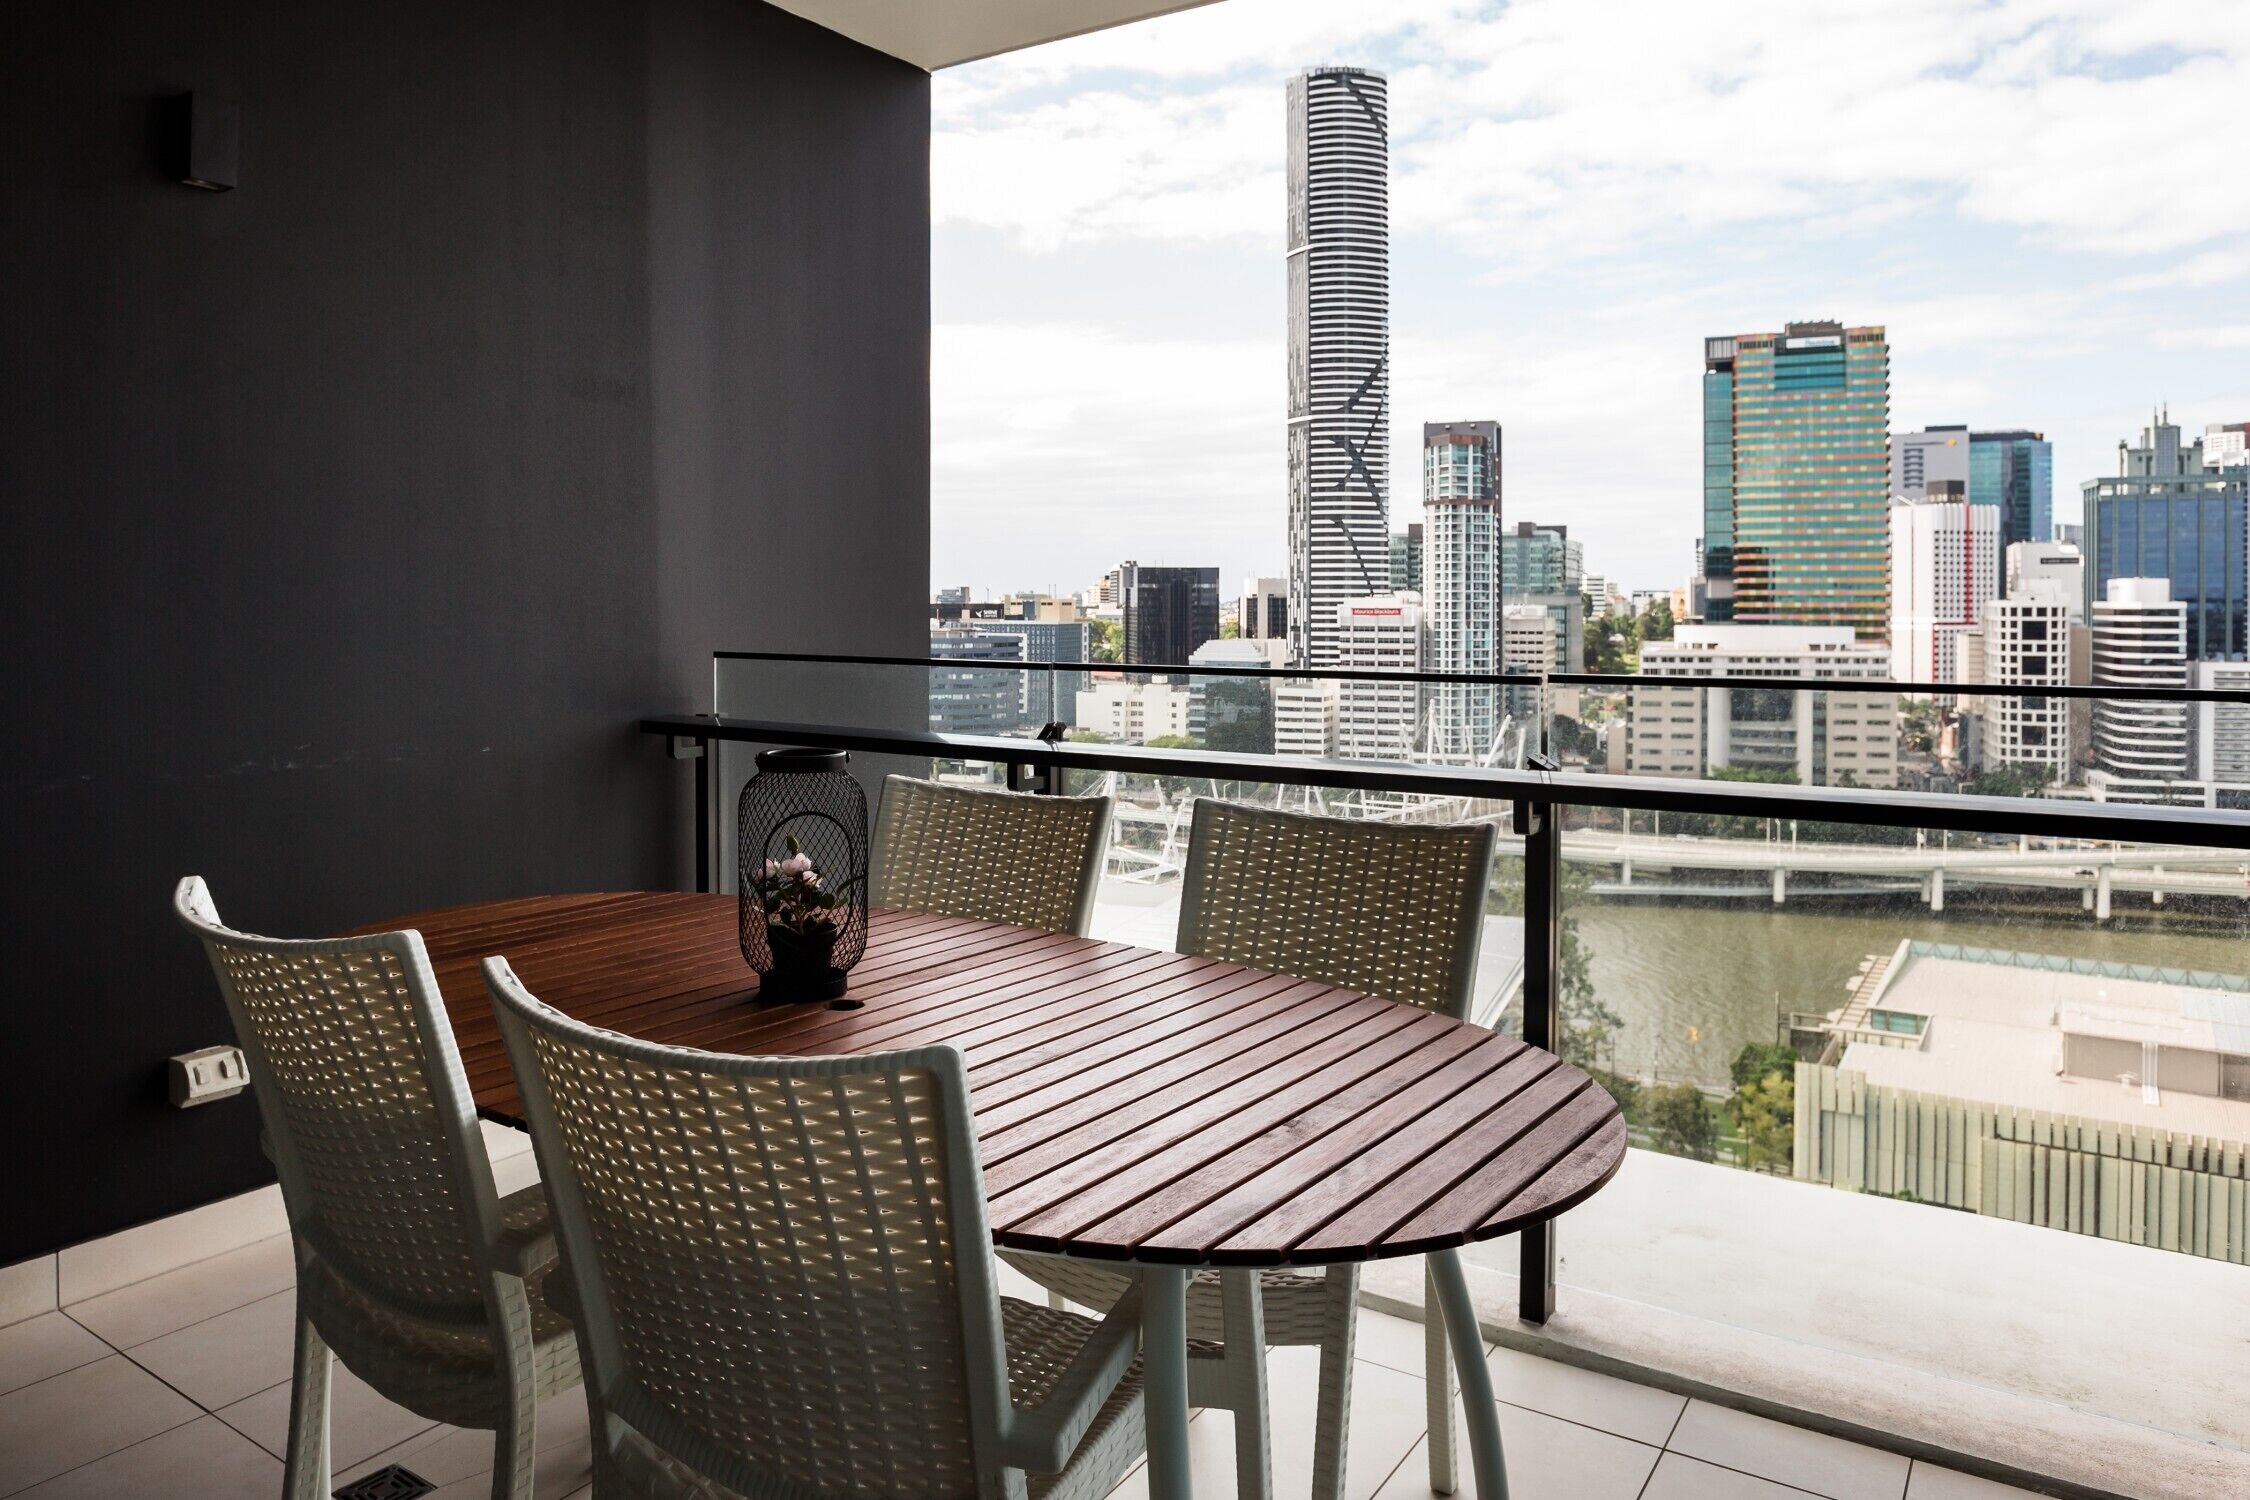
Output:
[[1, 1126, 2039, 1500]]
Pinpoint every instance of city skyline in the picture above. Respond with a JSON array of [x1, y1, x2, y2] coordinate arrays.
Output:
[[930, 0, 2250, 597]]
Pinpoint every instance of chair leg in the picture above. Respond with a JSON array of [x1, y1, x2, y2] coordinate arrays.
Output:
[[1311, 1264, 1360, 1500], [283, 1308, 332, 1500], [1220, 1271, 1271, 1500], [1424, 1261, 1460, 1495], [492, 1285, 540, 1500], [491, 1400, 537, 1500]]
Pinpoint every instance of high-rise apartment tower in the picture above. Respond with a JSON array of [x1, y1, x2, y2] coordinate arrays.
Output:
[[1421, 420, 1501, 759]]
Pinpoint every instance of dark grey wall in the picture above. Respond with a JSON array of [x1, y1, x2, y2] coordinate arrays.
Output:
[[0, 0, 929, 1264]]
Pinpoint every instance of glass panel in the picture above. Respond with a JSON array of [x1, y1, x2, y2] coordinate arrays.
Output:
[[1539, 801, 2249, 1449]]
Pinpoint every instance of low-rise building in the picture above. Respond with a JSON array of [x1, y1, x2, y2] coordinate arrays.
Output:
[[1273, 678, 1339, 758], [929, 626, 1026, 735], [1073, 678, 1191, 743], [1797, 941, 2250, 1264], [1629, 626, 1897, 787], [1334, 592, 1422, 762], [1186, 637, 1288, 753]]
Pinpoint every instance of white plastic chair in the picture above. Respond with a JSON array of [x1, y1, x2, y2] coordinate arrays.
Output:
[[873, 775, 1115, 937], [483, 955, 1149, 1500], [1005, 800, 1500, 1500], [174, 878, 581, 1500]]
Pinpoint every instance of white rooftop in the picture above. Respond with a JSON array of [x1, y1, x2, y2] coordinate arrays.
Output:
[[1839, 943, 2250, 1140]]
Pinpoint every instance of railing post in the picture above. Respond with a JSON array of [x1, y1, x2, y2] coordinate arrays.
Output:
[[669, 733, 713, 894], [1512, 794, 1561, 1324]]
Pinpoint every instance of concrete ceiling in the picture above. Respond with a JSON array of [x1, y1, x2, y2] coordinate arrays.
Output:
[[766, 0, 1222, 70]]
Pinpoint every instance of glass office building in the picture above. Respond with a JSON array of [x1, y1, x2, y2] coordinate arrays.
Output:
[[1705, 323, 1890, 641], [2082, 413, 2249, 662], [1700, 345, 1736, 620], [1970, 430, 2053, 551], [2085, 492, 2247, 661]]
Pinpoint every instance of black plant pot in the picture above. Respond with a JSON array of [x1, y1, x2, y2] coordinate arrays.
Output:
[[737, 747, 868, 1003], [761, 921, 846, 1002]]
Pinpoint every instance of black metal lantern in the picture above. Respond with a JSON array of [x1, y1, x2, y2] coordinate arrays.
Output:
[[736, 748, 868, 1003]]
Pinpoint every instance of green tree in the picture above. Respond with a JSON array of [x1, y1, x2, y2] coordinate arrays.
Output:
[[1967, 762, 2055, 799], [1144, 735, 1198, 750], [1644, 1084, 1719, 1162], [1219, 615, 1241, 640], [1729, 1071, 1795, 1174], [1898, 696, 1938, 755], [1729, 1042, 1798, 1090], [1087, 617, 1122, 664], [1491, 859, 1621, 1071], [1640, 596, 1676, 643], [1709, 765, 1799, 785]]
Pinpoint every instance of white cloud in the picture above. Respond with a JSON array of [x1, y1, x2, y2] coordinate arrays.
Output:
[[2155, 324, 2250, 349], [937, 0, 2250, 265], [931, 323, 1280, 592]]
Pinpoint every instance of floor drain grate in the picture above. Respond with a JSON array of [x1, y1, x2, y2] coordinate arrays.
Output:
[[333, 1466, 436, 1500]]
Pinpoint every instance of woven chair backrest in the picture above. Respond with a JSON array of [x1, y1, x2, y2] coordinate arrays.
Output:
[[1175, 799, 1498, 1020], [873, 776, 1113, 936], [174, 878, 494, 1322], [487, 962, 1012, 1500]]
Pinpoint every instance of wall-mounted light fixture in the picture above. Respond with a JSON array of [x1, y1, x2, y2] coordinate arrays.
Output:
[[178, 91, 237, 192]]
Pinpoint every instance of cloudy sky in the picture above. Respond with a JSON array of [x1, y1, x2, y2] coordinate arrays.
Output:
[[929, 0, 2250, 599]]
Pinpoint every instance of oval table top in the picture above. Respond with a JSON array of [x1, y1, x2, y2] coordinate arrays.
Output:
[[371, 891, 1627, 1269]]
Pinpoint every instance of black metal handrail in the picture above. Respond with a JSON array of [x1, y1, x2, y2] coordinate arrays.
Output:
[[644, 712, 2250, 847], [715, 648, 2240, 704]]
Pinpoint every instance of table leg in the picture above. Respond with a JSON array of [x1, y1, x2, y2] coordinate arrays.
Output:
[[1429, 1249, 1508, 1500], [1141, 1265, 1194, 1500]]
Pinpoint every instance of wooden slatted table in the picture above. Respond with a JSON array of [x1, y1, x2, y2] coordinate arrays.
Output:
[[377, 891, 1628, 1500]]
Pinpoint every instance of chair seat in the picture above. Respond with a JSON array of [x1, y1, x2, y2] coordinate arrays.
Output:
[[607, 1295, 1146, 1500], [1003, 1253, 1340, 1345], [301, 1183, 580, 1428]]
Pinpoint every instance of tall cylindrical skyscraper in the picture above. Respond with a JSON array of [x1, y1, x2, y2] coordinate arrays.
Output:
[[1286, 66, 1389, 670]]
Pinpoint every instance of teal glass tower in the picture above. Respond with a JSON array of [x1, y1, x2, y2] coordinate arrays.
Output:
[[1703, 322, 1890, 640], [1970, 430, 2052, 550]]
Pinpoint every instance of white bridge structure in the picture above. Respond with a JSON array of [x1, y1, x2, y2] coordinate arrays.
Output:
[[1092, 776, 2250, 919]]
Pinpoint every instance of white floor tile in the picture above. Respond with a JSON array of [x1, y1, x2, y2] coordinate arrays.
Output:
[[1484, 1343, 1687, 1446], [1905, 1462, 2048, 1498], [0, 1257, 56, 1328], [0, 1356, 200, 1496], [1234, 1347, 1432, 1500], [1373, 1406, 1659, 1500], [336, 1390, 591, 1497], [118, 1287, 296, 1410], [1642, 1451, 1825, 1498], [216, 1360, 439, 1470], [482, 1119, 536, 1162], [64, 1234, 294, 1351], [11, 1413, 281, 1499], [1099, 1416, 1214, 1500], [0, 1315, 108, 1399], [1351, 1307, 1440, 1380], [1668, 1402, 1910, 1500]]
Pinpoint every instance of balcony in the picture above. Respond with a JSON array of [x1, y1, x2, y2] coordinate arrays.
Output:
[[7, 3, 2246, 1498]]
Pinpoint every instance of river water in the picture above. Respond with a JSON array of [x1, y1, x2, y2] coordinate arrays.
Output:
[[1571, 890, 2249, 1089]]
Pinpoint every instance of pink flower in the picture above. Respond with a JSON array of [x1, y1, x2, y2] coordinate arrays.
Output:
[[783, 852, 814, 875]]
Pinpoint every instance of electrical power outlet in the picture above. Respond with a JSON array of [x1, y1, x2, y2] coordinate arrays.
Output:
[[169, 1045, 248, 1108]]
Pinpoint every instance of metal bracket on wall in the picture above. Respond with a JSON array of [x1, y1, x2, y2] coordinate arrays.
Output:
[[668, 735, 706, 760]]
